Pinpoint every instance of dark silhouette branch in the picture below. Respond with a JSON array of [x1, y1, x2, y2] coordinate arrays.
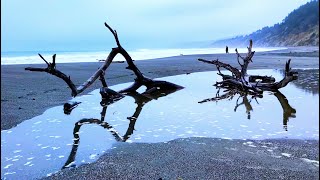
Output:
[[240, 39, 255, 77], [104, 22, 121, 48], [25, 54, 78, 96], [255, 60, 298, 91], [64, 102, 81, 115], [198, 58, 241, 79]]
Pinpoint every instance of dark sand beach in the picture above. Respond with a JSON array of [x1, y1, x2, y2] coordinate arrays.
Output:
[[43, 138, 319, 180], [1, 47, 319, 179]]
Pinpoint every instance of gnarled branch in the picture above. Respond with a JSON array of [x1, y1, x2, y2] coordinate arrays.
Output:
[[26, 22, 183, 98], [198, 40, 297, 94], [198, 58, 241, 79]]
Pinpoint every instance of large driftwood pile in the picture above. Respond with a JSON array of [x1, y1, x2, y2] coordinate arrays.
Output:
[[198, 40, 298, 96], [25, 22, 183, 103]]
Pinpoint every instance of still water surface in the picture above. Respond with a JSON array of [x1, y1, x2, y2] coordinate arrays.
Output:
[[1, 69, 319, 179]]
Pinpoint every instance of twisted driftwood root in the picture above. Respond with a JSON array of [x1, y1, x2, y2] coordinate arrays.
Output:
[[198, 40, 298, 95]]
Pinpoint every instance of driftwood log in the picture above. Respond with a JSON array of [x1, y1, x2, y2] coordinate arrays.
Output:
[[25, 22, 183, 99], [198, 40, 298, 95]]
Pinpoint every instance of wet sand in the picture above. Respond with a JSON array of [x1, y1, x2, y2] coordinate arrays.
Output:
[[43, 137, 319, 180], [1, 47, 319, 179]]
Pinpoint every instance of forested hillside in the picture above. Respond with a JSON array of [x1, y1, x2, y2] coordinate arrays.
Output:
[[211, 0, 319, 47]]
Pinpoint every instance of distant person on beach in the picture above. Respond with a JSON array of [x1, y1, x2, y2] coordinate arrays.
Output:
[[225, 46, 229, 53]]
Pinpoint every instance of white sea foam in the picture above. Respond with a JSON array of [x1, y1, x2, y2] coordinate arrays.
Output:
[[4, 164, 13, 169], [1, 47, 284, 65], [24, 162, 32, 166], [300, 158, 319, 167], [89, 154, 98, 160]]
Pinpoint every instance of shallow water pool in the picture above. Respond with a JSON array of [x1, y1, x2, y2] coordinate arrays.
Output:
[[1, 69, 319, 179]]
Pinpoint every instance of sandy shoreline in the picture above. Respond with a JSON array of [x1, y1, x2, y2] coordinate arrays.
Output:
[[1, 49, 319, 130]]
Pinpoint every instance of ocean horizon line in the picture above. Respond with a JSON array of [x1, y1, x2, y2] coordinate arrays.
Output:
[[1, 47, 286, 65]]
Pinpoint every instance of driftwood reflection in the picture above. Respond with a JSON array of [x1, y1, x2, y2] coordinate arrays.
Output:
[[199, 89, 296, 131], [62, 86, 182, 169], [273, 91, 296, 131], [234, 95, 254, 120]]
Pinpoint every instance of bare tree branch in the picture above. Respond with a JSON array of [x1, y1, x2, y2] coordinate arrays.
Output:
[[198, 58, 241, 79], [25, 22, 184, 98]]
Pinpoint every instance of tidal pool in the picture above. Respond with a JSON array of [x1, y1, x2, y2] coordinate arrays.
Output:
[[1, 69, 319, 179]]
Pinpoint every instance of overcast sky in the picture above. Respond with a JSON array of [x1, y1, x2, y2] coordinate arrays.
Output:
[[1, 0, 311, 52]]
